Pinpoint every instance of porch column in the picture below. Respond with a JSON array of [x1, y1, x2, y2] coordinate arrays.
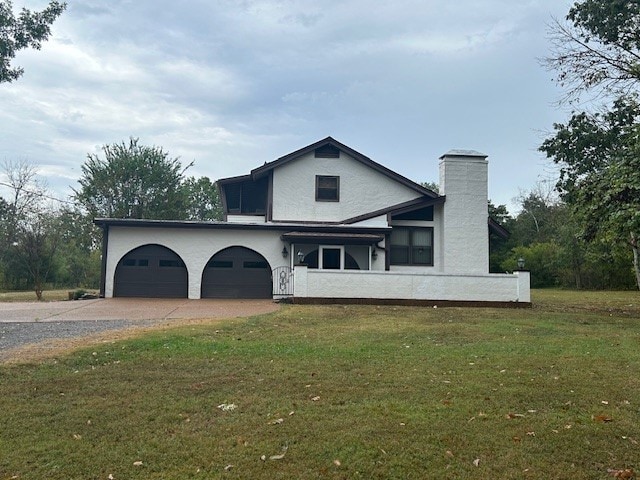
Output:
[[293, 265, 309, 297]]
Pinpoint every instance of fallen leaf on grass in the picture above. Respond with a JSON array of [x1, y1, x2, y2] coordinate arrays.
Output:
[[217, 403, 237, 412], [133, 461, 143, 466], [311, 396, 320, 401], [593, 414, 613, 423], [268, 446, 289, 461], [473, 458, 480, 467], [224, 464, 233, 471], [72, 434, 82, 440], [333, 459, 341, 467], [506, 412, 525, 419], [526, 431, 536, 437], [607, 468, 635, 479], [270, 418, 284, 425]]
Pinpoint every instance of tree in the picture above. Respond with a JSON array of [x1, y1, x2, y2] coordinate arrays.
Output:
[[0, 0, 66, 83], [181, 176, 223, 221], [544, 0, 640, 102], [1, 158, 47, 244], [11, 211, 62, 300], [542, 0, 640, 289], [540, 97, 640, 289], [74, 138, 192, 220]]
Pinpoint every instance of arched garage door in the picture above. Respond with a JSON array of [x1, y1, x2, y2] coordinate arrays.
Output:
[[201, 246, 272, 299], [114, 244, 188, 298]]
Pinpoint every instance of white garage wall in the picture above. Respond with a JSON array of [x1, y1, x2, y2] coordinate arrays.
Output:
[[105, 226, 288, 299]]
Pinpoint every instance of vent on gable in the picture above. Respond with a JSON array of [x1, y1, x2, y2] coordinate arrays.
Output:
[[314, 144, 340, 158]]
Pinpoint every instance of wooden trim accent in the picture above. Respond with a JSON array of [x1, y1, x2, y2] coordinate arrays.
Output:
[[99, 224, 109, 298], [267, 171, 274, 221], [343, 196, 445, 225], [93, 218, 391, 234]]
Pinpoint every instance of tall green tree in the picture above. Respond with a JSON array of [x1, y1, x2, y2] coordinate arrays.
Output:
[[0, 0, 66, 83], [181, 176, 223, 221], [542, 0, 640, 289], [540, 92, 640, 289], [74, 138, 192, 220]]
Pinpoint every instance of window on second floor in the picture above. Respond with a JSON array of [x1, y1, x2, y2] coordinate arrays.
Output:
[[390, 227, 434, 266], [316, 175, 339, 202]]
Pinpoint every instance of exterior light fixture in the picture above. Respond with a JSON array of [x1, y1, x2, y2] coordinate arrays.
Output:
[[517, 257, 525, 270], [297, 250, 305, 264], [281, 246, 288, 258], [371, 249, 378, 260]]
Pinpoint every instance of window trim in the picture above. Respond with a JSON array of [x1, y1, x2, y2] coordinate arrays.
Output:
[[315, 175, 340, 202], [390, 226, 434, 266]]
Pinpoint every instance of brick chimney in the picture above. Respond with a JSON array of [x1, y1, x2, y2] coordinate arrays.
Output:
[[439, 150, 489, 275]]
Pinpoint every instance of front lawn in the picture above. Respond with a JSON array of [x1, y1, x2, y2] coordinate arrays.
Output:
[[1, 290, 639, 479]]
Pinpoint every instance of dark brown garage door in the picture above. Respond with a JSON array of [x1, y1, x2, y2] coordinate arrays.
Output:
[[201, 247, 272, 299], [114, 244, 188, 298]]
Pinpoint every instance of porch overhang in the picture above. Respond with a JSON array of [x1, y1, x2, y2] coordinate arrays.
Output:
[[280, 231, 385, 245]]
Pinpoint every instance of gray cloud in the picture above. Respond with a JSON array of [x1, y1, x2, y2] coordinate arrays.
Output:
[[0, 0, 569, 210]]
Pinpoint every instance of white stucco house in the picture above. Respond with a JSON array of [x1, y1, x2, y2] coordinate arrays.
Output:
[[95, 137, 530, 306]]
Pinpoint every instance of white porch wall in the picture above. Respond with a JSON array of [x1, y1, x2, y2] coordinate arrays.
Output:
[[104, 226, 287, 299], [294, 267, 531, 303], [272, 152, 422, 222]]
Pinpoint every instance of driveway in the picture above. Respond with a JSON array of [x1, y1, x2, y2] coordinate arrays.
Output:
[[0, 298, 280, 362]]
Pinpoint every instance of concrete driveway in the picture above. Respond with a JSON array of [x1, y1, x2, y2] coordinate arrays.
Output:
[[0, 298, 280, 323], [0, 299, 281, 362]]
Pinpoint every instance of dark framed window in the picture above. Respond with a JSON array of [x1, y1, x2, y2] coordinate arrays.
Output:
[[243, 261, 269, 269], [208, 260, 233, 268], [390, 227, 433, 266], [122, 258, 148, 267], [316, 175, 339, 202], [159, 259, 185, 268], [321, 247, 341, 269]]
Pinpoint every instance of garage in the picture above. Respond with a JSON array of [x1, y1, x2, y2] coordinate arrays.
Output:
[[114, 244, 188, 298], [201, 246, 272, 299]]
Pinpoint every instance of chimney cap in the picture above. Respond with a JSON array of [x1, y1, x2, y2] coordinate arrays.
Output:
[[439, 149, 487, 159]]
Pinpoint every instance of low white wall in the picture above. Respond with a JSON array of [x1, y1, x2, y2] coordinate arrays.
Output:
[[294, 267, 531, 303]]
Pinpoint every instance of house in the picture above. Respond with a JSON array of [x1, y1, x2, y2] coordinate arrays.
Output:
[[94, 137, 530, 305]]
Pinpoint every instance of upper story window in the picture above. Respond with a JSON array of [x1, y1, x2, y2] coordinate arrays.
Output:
[[390, 227, 433, 266], [224, 177, 268, 215], [316, 175, 340, 202]]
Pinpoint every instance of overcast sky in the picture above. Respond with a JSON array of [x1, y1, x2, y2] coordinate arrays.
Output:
[[1, 0, 572, 212]]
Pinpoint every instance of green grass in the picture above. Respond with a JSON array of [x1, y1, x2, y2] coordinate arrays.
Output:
[[0, 289, 99, 302], [1, 290, 639, 479]]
